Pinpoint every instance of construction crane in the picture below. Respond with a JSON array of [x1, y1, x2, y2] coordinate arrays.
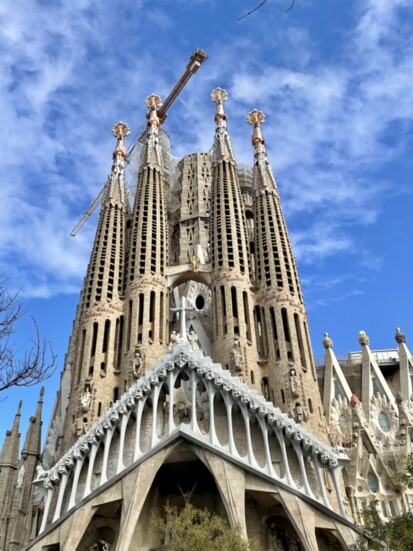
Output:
[[70, 49, 208, 237]]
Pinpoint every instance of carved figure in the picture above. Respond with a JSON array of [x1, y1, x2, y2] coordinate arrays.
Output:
[[289, 369, 301, 397], [81, 388, 92, 412], [132, 349, 143, 379], [35, 464, 47, 480], [191, 254, 200, 273], [90, 540, 111, 551], [16, 465, 25, 489], [187, 330, 199, 351], [232, 339, 245, 372]]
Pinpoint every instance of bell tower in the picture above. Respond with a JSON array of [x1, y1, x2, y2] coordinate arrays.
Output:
[[247, 109, 325, 434]]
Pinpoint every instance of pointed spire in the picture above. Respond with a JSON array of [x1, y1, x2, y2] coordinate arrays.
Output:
[[247, 109, 277, 191], [103, 121, 131, 205], [211, 87, 236, 164], [141, 94, 163, 170], [0, 401, 22, 467], [21, 387, 44, 459], [111, 122, 130, 174]]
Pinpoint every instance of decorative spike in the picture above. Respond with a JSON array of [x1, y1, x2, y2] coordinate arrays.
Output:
[[210, 88, 235, 164], [247, 109, 277, 191]]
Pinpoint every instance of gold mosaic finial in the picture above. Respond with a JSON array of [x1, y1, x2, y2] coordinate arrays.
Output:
[[322, 332, 333, 349], [210, 87, 228, 104], [247, 109, 265, 127], [145, 94, 162, 137], [111, 122, 130, 171], [211, 88, 229, 129], [247, 109, 266, 150], [112, 121, 131, 140], [145, 94, 163, 110]]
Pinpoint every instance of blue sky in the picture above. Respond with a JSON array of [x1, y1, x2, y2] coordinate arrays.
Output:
[[1, 0, 412, 442]]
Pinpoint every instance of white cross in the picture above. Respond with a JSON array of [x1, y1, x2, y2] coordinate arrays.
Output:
[[171, 296, 196, 343]]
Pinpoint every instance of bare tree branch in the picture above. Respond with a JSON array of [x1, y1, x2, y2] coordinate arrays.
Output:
[[237, 0, 268, 21], [237, 0, 295, 21], [0, 279, 57, 393], [286, 0, 295, 12]]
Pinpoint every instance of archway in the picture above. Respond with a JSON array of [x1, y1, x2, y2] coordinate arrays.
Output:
[[130, 445, 228, 550]]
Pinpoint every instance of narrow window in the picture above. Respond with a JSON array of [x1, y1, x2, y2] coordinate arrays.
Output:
[[126, 300, 133, 351], [160, 292, 164, 343], [113, 387, 119, 402], [294, 313, 307, 370], [243, 291, 251, 342], [91, 322, 98, 357], [250, 370, 255, 384], [102, 319, 110, 353], [281, 308, 290, 342]]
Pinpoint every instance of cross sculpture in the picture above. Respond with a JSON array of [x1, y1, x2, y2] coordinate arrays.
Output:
[[170, 296, 196, 344]]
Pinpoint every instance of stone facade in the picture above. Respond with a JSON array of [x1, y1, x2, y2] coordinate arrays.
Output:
[[0, 89, 411, 550]]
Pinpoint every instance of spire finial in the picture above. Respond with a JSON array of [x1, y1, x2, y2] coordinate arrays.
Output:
[[211, 88, 228, 128], [322, 332, 333, 349], [39, 386, 45, 402], [111, 121, 131, 172], [247, 109, 266, 152], [145, 94, 162, 138], [395, 327, 406, 344], [358, 330, 369, 346]]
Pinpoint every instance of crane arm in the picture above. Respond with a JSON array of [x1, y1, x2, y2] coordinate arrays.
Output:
[[70, 186, 106, 237], [136, 49, 208, 144], [71, 48, 208, 237]]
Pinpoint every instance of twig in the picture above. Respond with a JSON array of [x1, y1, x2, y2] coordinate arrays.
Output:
[[286, 0, 295, 12], [237, 0, 268, 21]]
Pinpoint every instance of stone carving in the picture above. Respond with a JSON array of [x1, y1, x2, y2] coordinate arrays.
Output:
[[89, 540, 111, 551], [395, 327, 406, 344], [232, 339, 245, 373], [33, 343, 348, 530], [358, 330, 369, 346], [322, 332, 333, 349], [191, 254, 200, 273], [187, 330, 199, 351], [81, 388, 92, 412], [132, 348, 144, 379], [171, 296, 196, 344], [169, 331, 185, 349], [289, 369, 301, 398], [16, 465, 25, 489]]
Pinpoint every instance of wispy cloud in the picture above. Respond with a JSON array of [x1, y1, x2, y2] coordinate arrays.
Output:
[[0, 0, 412, 299]]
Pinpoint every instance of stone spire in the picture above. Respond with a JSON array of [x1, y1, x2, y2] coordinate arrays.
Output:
[[211, 87, 236, 164], [6, 389, 44, 550], [247, 109, 277, 192], [0, 401, 22, 548], [209, 89, 258, 382], [61, 124, 130, 451], [248, 110, 325, 436], [21, 387, 43, 459], [124, 94, 169, 371]]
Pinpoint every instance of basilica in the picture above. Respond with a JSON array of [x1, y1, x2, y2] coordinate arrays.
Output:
[[1, 83, 412, 550]]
